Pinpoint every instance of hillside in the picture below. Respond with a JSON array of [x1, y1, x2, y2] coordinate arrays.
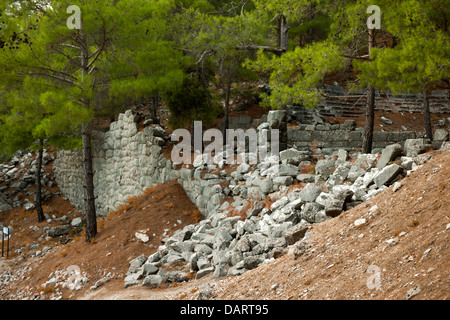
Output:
[[1, 147, 448, 300], [83, 149, 450, 300]]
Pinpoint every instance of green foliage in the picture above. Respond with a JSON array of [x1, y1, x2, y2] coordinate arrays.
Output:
[[245, 41, 344, 109], [164, 74, 221, 129]]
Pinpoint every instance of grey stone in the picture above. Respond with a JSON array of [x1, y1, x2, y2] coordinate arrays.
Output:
[[165, 254, 185, 265], [0, 203, 12, 211], [440, 141, 450, 151], [404, 139, 432, 157], [406, 286, 421, 300], [300, 202, 323, 223], [143, 263, 159, 276], [278, 164, 299, 177], [296, 174, 316, 182], [124, 273, 141, 288], [237, 163, 250, 174], [434, 129, 448, 141], [343, 120, 356, 131], [273, 176, 293, 186], [380, 116, 393, 125], [142, 275, 163, 288], [315, 159, 336, 180], [374, 164, 403, 187], [259, 178, 273, 194], [284, 220, 310, 245], [279, 148, 303, 162], [299, 183, 322, 202], [324, 198, 345, 217], [213, 266, 228, 278], [47, 225, 70, 238], [376, 144, 403, 169], [165, 271, 188, 283], [337, 149, 348, 162], [213, 228, 233, 250], [235, 236, 252, 253], [326, 163, 350, 187], [196, 267, 214, 279], [243, 255, 264, 270], [23, 202, 35, 211], [129, 254, 147, 268], [71, 217, 83, 227]]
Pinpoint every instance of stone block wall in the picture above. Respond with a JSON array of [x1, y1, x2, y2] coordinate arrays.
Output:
[[53, 111, 179, 216], [287, 122, 419, 153], [53, 110, 229, 217], [53, 110, 449, 219]]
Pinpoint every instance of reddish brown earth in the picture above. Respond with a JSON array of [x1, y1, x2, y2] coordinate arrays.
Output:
[[1, 149, 448, 300]]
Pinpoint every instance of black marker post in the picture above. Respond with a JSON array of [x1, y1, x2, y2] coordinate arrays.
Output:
[[2, 227, 9, 258], [1, 227, 4, 257]]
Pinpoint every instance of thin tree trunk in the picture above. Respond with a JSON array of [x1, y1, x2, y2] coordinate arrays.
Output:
[[362, 28, 376, 154], [423, 89, 433, 141], [35, 140, 45, 223], [151, 95, 159, 123], [362, 85, 375, 153], [82, 121, 97, 242], [223, 72, 232, 145], [279, 15, 289, 52], [79, 30, 97, 243]]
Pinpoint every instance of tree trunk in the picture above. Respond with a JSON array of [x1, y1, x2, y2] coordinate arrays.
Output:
[[362, 28, 376, 154], [82, 121, 97, 242], [362, 85, 375, 153], [274, 15, 289, 55], [223, 73, 232, 145], [279, 15, 289, 52], [79, 30, 97, 242], [35, 140, 45, 223], [151, 95, 159, 123], [423, 89, 433, 141]]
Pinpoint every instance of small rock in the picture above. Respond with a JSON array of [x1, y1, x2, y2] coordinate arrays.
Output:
[[135, 232, 149, 243], [385, 237, 399, 246], [354, 218, 367, 227], [71, 217, 82, 227], [380, 116, 393, 125], [392, 181, 402, 192], [406, 286, 421, 300]]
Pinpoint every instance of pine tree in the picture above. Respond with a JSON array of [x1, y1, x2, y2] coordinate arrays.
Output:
[[356, 0, 450, 141], [0, 0, 186, 242]]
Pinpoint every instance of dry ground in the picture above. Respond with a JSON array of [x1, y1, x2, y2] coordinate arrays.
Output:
[[2, 150, 448, 300]]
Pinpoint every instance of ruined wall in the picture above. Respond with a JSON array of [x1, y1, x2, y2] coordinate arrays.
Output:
[[53, 110, 449, 218]]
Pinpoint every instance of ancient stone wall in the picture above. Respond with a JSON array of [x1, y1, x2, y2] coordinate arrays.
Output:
[[53, 110, 449, 218]]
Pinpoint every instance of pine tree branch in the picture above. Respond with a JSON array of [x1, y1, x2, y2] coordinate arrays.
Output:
[[341, 54, 371, 61], [23, 72, 80, 87], [235, 45, 285, 55]]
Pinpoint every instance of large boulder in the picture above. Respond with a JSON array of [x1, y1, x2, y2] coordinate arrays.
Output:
[[277, 164, 299, 177], [404, 139, 432, 157], [284, 220, 310, 245], [376, 144, 403, 169], [315, 159, 336, 180], [299, 183, 322, 202], [374, 164, 403, 188]]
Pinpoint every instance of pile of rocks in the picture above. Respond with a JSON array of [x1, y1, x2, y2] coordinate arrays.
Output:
[[0, 150, 55, 212], [124, 138, 446, 288], [0, 149, 86, 256]]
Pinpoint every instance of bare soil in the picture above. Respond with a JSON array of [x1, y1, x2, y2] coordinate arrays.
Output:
[[1, 150, 448, 300]]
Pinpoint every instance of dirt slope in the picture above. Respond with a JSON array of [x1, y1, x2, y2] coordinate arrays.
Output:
[[1, 150, 449, 300], [81, 150, 449, 300], [177, 150, 450, 300]]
